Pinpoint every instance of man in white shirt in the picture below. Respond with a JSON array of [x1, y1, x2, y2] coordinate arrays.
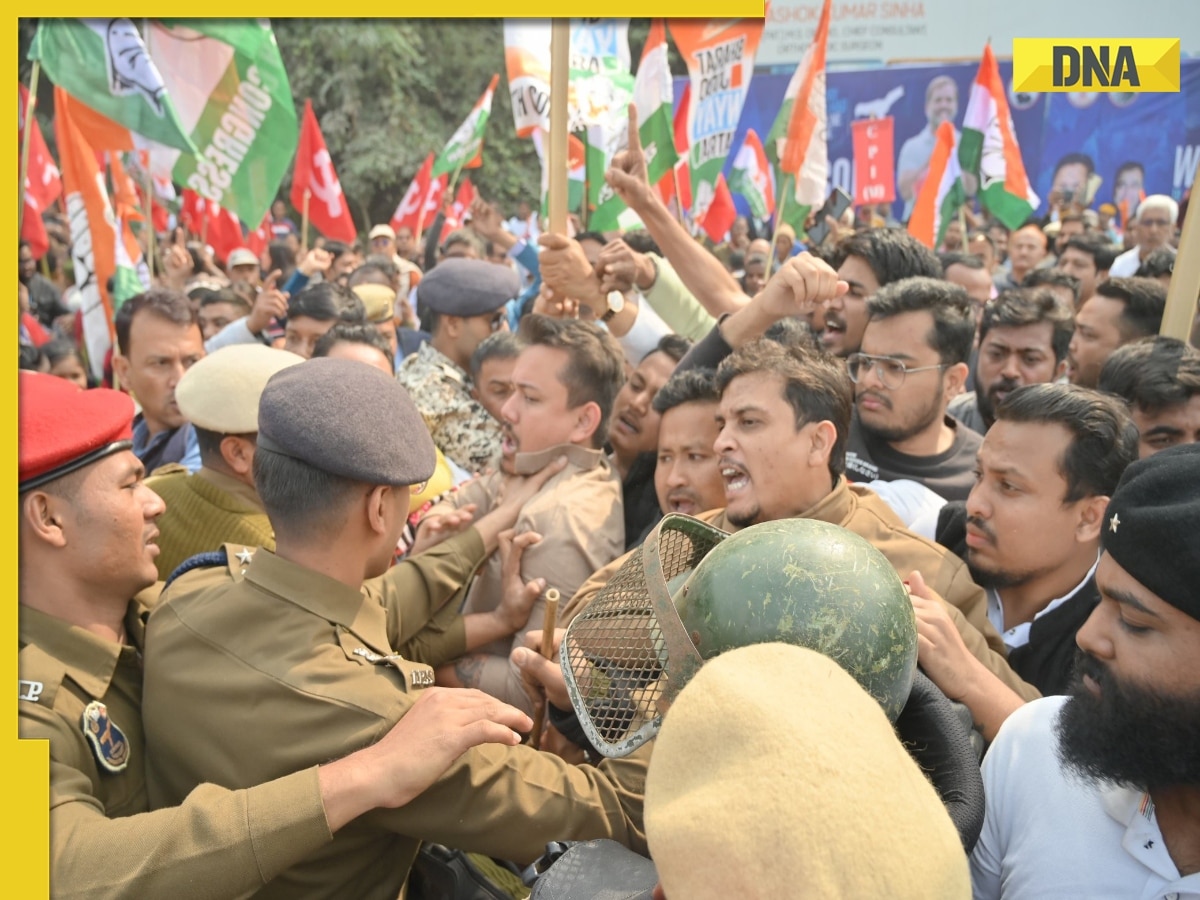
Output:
[[971, 442, 1200, 899], [1108, 195, 1179, 278]]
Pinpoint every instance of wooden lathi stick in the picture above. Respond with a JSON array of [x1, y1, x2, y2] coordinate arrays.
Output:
[[529, 588, 561, 751]]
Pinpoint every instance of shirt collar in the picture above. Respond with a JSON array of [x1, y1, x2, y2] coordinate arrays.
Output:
[[241, 550, 392, 654], [707, 477, 851, 534], [197, 466, 265, 512], [418, 340, 468, 377], [18, 604, 142, 699], [514, 443, 605, 476], [988, 553, 1100, 647]]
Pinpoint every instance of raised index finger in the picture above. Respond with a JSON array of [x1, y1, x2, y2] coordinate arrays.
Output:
[[626, 101, 641, 154]]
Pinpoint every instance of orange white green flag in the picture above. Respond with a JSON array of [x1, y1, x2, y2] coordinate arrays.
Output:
[[728, 129, 775, 219], [766, 0, 830, 232], [907, 121, 967, 249], [433, 74, 500, 178], [55, 87, 124, 380], [958, 43, 1039, 229]]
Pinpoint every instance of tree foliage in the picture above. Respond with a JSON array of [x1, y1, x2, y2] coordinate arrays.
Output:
[[275, 19, 543, 227]]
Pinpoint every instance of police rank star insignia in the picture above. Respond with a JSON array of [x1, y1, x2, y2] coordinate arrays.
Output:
[[82, 700, 130, 773], [236, 548, 254, 566], [1109, 513, 1121, 533]]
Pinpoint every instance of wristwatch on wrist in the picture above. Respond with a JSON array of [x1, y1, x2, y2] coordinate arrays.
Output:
[[600, 290, 626, 323]]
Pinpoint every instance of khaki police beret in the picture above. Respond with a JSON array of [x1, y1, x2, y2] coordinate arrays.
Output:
[[416, 258, 519, 318], [19, 372, 134, 491], [646, 643, 969, 899], [258, 357, 436, 486], [176, 344, 304, 436], [352, 283, 398, 324]]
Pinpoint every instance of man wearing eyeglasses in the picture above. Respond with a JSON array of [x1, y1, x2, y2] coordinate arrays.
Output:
[[1107, 196, 1178, 279], [844, 277, 983, 502], [397, 258, 519, 474]]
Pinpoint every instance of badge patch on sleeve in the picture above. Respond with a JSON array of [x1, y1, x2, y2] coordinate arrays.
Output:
[[82, 701, 130, 773]]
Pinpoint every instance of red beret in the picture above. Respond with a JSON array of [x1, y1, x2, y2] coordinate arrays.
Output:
[[19, 372, 135, 491]]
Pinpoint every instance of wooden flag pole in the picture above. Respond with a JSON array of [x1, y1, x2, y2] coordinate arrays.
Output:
[[18, 61, 41, 236], [546, 20, 570, 236], [143, 163, 156, 280], [670, 165, 685, 227], [1160, 156, 1200, 343], [301, 189, 311, 256], [528, 589, 561, 751]]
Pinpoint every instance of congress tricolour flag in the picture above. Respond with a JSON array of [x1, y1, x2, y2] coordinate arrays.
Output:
[[144, 19, 298, 227], [106, 153, 152, 304], [635, 20, 678, 187], [30, 19, 197, 153], [959, 43, 1039, 229], [907, 121, 967, 250], [55, 87, 124, 380], [766, 0, 830, 233], [433, 74, 500, 178], [669, 17, 767, 222], [729, 129, 775, 219]]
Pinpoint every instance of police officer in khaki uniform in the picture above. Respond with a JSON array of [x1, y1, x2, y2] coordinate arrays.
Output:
[[147, 343, 304, 579], [397, 257, 518, 473], [143, 358, 649, 900], [17, 371, 537, 899]]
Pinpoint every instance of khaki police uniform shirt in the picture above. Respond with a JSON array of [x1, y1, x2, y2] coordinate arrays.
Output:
[[147, 464, 275, 579], [397, 341, 502, 474], [428, 444, 625, 715], [564, 478, 1041, 703], [142, 528, 648, 900], [18, 588, 332, 900]]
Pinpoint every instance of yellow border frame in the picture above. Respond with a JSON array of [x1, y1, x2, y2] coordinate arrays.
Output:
[[9, 10, 766, 895]]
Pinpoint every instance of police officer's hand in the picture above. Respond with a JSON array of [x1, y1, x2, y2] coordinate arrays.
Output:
[[410, 503, 479, 556], [512, 628, 570, 709], [494, 529, 546, 632], [345, 688, 532, 813], [473, 456, 568, 552]]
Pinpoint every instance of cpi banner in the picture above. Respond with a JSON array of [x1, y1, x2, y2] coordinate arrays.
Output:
[[681, 57, 1199, 222], [851, 116, 894, 205]]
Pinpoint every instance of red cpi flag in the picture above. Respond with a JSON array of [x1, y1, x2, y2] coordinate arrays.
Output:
[[19, 82, 62, 258], [391, 153, 435, 234], [851, 117, 895, 206], [291, 100, 357, 244], [439, 178, 478, 243]]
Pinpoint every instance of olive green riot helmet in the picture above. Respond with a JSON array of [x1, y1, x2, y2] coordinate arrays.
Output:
[[561, 514, 919, 758]]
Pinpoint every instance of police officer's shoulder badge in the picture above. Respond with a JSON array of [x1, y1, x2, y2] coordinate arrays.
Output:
[[82, 700, 130, 773]]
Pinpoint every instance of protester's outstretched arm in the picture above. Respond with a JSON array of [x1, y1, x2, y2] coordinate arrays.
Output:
[[605, 104, 746, 319]]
